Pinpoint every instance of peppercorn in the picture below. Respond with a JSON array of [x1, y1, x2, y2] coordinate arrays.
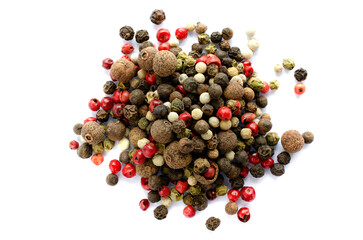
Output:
[[137, 47, 157, 71], [190, 43, 202, 54], [217, 158, 232, 173], [209, 32, 222, 43], [117, 151, 129, 165], [222, 57, 233, 67], [189, 50, 201, 59], [92, 142, 103, 154], [247, 77, 264, 92], [72, 123, 83, 135], [206, 217, 220, 231], [170, 119, 185, 135], [106, 173, 118, 186], [228, 47, 240, 60], [302, 131, 314, 144], [129, 127, 147, 147], [150, 119, 174, 144], [225, 202, 238, 215], [110, 58, 137, 83], [282, 58, 295, 70], [128, 89, 144, 106], [81, 121, 104, 145], [178, 137, 194, 154], [134, 29, 149, 43], [147, 175, 162, 191], [153, 50, 177, 77], [103, 81, 116, 95], [225, 163, 241, 179], [192, 195, 208, 211], [219, 40, 230, 51], [234, 150, 249, 168], [119, 25, 134, 40], [156, 84, 174, 101], [245, 102, 257, 113], [195, 22, 207, 34], [223, 82, 244, 100], [294, 68, 308, 81], [258, 118, 272, 135], [198, 33, 210, 45], [269, 79, 280, 90], [255, 96, 267, 109], [163, 140, 192, 169], [153, 105, 170, 119], [193, 158, 210, 175], [258, 145, 273, 160], [250, 164, 265, 178], [94, 110, 108, 123], [205, 44, 217, 54], [104, 120, 126, 141], [270, 163, 285, 176], [150, 9, 165, 25], [277, 151, 291, 165], [217, 130, 237, 153], [103, 137, 115, 151], [266, 132, 280, 146], [154, 205, 168, 220], [281, 130, 305, 153], [252, 136, 267, 150], [230, 176, 245, 189], [77, 143, 92, 159]]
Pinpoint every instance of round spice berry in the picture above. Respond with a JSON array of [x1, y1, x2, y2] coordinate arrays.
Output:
[[205, 217, 220, 231], [175, 27, 188, 40], [139, 199, 150, 211], [142, 143, 158, 158], [225, 201, 238, 215], [69, 140, 79, 150], [294, 68, 308, 81], [222, 27, 233, 40], [121, 43, 134, 54], [281, 130, 305, 153], [227, 189, 240, 202], [141, 177, 150, 191], [261, 82, 270, 93], [158, 42, 170, 51], [270, 163, 285, 176], [102, 58, 113, 69], [237, 207, 251, 223], [156, 28, 171, 42], [302, 131, 314, 144], [250, 164, 265, 178], [295, 83, 306, 95], [261, 158, 275, 168], [109, 159, 121, 174], [81, 121, 105, 145], [122, 163, 136, 178], [153, 50, 177, 77], [106, 173, 118, 186], [150, 9, 166, 25], [216, 107, 232, 120], [135, 29, 149, 43], [83, 117, 97, 124], [154, 205, 168, 220], [119, 25, 134, 40], [91, 154, 104, 166], [183, 206, 196, 218], [240, 186, 256, 202], [132, 149, 146, 165]]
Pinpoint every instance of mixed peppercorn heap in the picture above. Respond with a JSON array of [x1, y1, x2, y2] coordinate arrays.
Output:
[[69, 9, 314, 230]]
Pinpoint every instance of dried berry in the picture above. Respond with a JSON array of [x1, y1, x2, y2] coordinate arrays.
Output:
[[81, 121, 105, 145], [136, 159, 159, 178], [178, 137, 194, 154], [302, 131, 314, 144], [150, 119, 174, 144], [77, 143, 92, 159], [137, 47, 157, 71], [224, 82, 244, 100], [150, 9, 166, 25], [119, 25, 134, 40], [195, 22, 207, 34], [106, 120, 126, 141], [294, 68, 308, 81], [281, 130, 305, 153], [270, 163, 285, 176], [277, 151, 291, 165], [153, 50, 177, 77], [164, 141, 192, 169], [256, 95, 268, 108], [129, 127, 147, 147], [222, 27, 233, 40], [206, 217, 220, 231], [211, 31, 222, 43], [106, 173, 118, 186], [258, 145, 273, 160], [217, 130, 237, 153], [110, 58, 137, 83], [103, 81, 116, 94], [250, 164, 265, 178], [135, 30, 149, 43], [258, 118, 272, 135], [225, 202, 238, 215], [192, 195, 208, 211]]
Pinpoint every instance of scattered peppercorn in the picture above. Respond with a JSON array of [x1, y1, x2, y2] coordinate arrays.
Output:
[[302, 131, 314, 144], [206, 217, 221, 231], [119, 25, 134, 40], [270, 163, 285, 176]]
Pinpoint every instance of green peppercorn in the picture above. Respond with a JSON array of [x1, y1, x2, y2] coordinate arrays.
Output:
[[176, 59, 183, 71], [176, 128, 191, 139], [236, 140, 246, 151], [294, 68, 308, 81], [282, 58, 295, 70], [170, 187, 183, 201], [188, 185, 202, 196], [244, 136, 255, 146], [184, 56, 196, 67], [198, 33, 210, 45], [205, 44, 217, 54], [138, 117, 149, 130], [247, 77, 264, 92], [156, 143, 165, 154], [92, 142, 104, 154], [266, 132, 280, 146], [103, 137, 115, 151], [183, 166, 193, 178], [269, 80, 280, 90], [177, 51, 188, 61], [170, 98, 184, 113], [216, 184, 228, 196]]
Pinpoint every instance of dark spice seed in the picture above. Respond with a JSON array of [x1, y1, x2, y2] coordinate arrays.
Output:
[[206, 217, 221, 231], [250, 164, 265, 178], [148, 190, 161, 203], [191, 43, 203, 54], [294, 68, 308, 81], [154, 205, 168, 220], [222, 27, 233, 40], [270, 163, 285, 176], [135, 29, 149, 43], [73, 123, 83, 135], [277, 151, 291, 165], [119, 26, 134, 40], [103, 81, 117, 94], [192, 195, 208, 211], [302, 131, 314, 144], [211, 31, 222, 43], [219, 40, 230, 51], [106, 173, 118, 186], [150, 9, 166, 25]]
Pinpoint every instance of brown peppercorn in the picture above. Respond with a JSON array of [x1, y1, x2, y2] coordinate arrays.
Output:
[[213, 73, 229, 88], [183, 77, 198, 93], [250, 164, 265, 178], [172, 119, 186, 134], [129, 89, 145, 106], [164, 141, 192, 169], [258, 118, 272, 135], [153, 50, 177, 77], [119, 151, 130, 164], [139, 40, 154, 51], [123, 105, 138, 121], [234, 150, 249, 168], [225, 202, 238, 215], [302, 131, 314, 144], [222, 27, 233, 40], [169, 91, 183, 102], [217, 130, 237, 153], [243, 87, 255, 101], [194, 119, 209, 135], [206, 217, 220, 231], [194, 161, 219, 185], [81, 121, 105, 145], [119, 25, 134, 40], [225, 163, 241, 179], [256, 95, 268, 108], [258, 145, 273, 160], [281, 130, 305, 153], [294, 68, 308, 81], [183, 194, 194, 206], [150, 9, 166, 25], [77, 143, 92, 159], [197, 84, 209, 95], [207, 149, 219, 159], [136, 159, 159, 178], [138, 105, 149, 118], [168, 169, 183, 181], [277, 151, 291, 165], [222, 57, 233, 67], [192, 136, 206, 154], [148, 190, 161, 203], [224, 82, 244, 100], [191, 43, 203, 53], [219, 40, 230, 51], [129, 127, 147, 147], [215, 50, 228, 61], [148, 175, 163, 191], [217, 158, 232, 173], [211, 31, 222, 43], [135, 29, 149, 43], [253, 135, 268, 150], [157, 84, 174, 101], [195, 22, 207, 34], [169, 46, 182, 57], [260, 113, 271, 121], [207, 134, 219, 150], [151, 119, 174, 144], [178, 137, 194, 154], [193, 195, 208, 211], [105, 120, 126, 141], [189, 50, 201, 59], [73, 123, 83, 135], [154, 205, 168, 220], [95, 110, 108, 123], [103, 81, 116, 94], [182, 97, 192, 110], [228, 47, 241, 59], [208, 84, 222, 99], [137, 47, 157, 71], [110, 58, 137, 83], [106, 173, 118, 186], [270, 163, 285, 176], [202, 104, 214, 117]]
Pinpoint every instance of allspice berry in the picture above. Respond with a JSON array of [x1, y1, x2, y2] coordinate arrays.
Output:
[[150, 9, 166, 25], [129, 89, 145, 106], [138, 47, 157, 71], [81, 121, 105, 145], [194, 119, 209, 135], [129, 127, 147, 147], [73, 123, 83, 135], [136, 159, 159, 178], [106, 173, 118, 186], [243, 87, 255, 102], [208, 84, 223, 99], [225, 201, 238, 215], [281, 130, 305, 153], [224, 82, 244, 100], [164, 141, 193, 169], [302, 131, 314, 144], [77, 143, 92, 159], [150, 119, 174, 144], [217, 130, 237, 153], [110, 58, 136, 83], [106, 120, 126, 141], [153, 50, 177, 77]]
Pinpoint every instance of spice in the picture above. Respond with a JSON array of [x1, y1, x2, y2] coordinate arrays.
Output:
[[135, 30, 149, 43], [206, 217, 220, 231], [195, 22, 207, 34], [295, 82, 306, 95], [150, 120, 174, 144], [248, 38, 260, 51], [110, 58, 137, 83], [266, 132, 280, 146], [294, 68, 308, 81], [106, 173, 118, 186], [277, 151, 291, 165], [282, 58, 295, 70], [138, 47, 157, 71], [258, 119, 272, 135], [198, 33, 210, 45], [129, 127, 147, 147], [302, 131, 314, 144], [73, 123, 83, 135], [192, 195, 208, 211], [270, 163, 285, 176], [217, 130, 237, 153], [269, 80, 280, 90], [77, 143, 92, 159], [153, 50, 177, 77], [250, 164, 265, 178], [246, 29, 256, 37], [150, 9, 166, 25], [178, 138, 194, 154], [211, 31, 222, 43], [103, 137, 115, 151], [247, 77, 264, 92], [164, 141, 193, 169], [119, 25, 134, 40], [274, 64, 283, 73], [281, 130, 305, 153]]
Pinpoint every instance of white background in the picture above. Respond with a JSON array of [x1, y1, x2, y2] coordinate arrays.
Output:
[[1, 0, 363, 239]]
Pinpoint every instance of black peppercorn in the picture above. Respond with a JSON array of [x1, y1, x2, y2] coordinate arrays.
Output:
[[77, 143, 92, 159], [256, 95, 268, 108], [119, 25, 134, 41], [154, 205, 168, 220], [228, 47, 241, 59], [157, 84, 174, 101], [258, 145, 273, 160], [139, 41, 154, 51], [183, 77, 198, 93], [270, 163, 285, 176], [217, 158, 232, 173], [192, 195, 208, 211], [222, 57, 233, 67], [191, 43, 203, 54], [153, 105, 170, 119], [207, 63, 219, 77], [172, 119, 186, 134], [103, 81, 116, 94], [206, 217, 221, 231], [258, 119, 272, 135], [182, 97, 192, 110], [222, 27, 233, 40], [277, 151, 291, 165], [202, 104, 214, 117], [123, 105, 138, 121], [119, 151, 130, 164], [215, 50, 228, 61], [189, 50, 201, 59], [250, 164, 265, 178], [245, 101, 257, 113], [294, 68, 308, 81], [106, 173, 118, 186], [129, 89, 145, 106], [302, 131, 314, 144], [168, 168, 184, 181], [192, 137, 206, 154], [193, 158, 210, 175], [178, 137, 194, 154], [169, 46, 182, 57], [225, 163, 241, 179], [183, 194, 194, 206], [214, 174, 224, 186], [148, 190, 161, 203], [184, 66, 198, 76], [219, 40, 230, 51], [253, 135, 267, 150], [234, 151, 249, 168], [211, 31, 222, 43], [96, 109, 109, 123], [229, 176, 244, 189], [150, 9, 166, 25], [135, 29, 149, 43], [148, 175, 163, 190], [213, 72, 229, 88]]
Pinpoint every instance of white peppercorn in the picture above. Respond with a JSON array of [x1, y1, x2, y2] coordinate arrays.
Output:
[[220, 120, 232, 130], [146, 111, 156, 121], [231, 116, 239, 128], [252, 118, 260, 124], [186, 23, 195, 32], [168, 112, 179, 122], [152, 154, 165, 166], [241, 49, 253, 59], [241, 128, 252, 139], [169, 38, 179, 47], [201, 130, 213, 140], [227, 67, 239, 78], [239, 74, 247, 83], [117, 138, 130, 151], [179, 73, 188, 84], [209, 78, 214, 85], [161, 197, 172, 207], [230, 75, 243, 85], [200, 92, 211, 104], [130, 53, 138, 63], [255, 108, 262, 117], [194, 73, 205, 83], [274, 64, 283, 73], [163, 101, 171, 108], [137, 138, 150, 149], [248, 38, 260, 51], [192, 108, 203, 120], [187, 175, 197, 186], [225, 151, 235, 161], [195, 62, 207, 73], [246, 29, 256, 37], [209, 117, 220, 128]]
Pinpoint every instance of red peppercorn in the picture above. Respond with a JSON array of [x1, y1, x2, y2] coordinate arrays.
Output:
[[203, 166, 215, 179], [261, 158, 274, 168], [112, 90, 121, 104], [240, 167, 249, 178], [148, 135, 156, 143], [149, 99, 163, 113], [146, 72, 157, 85], [121, 43, 134, 54], [142, 143, 158, 158], [175, 181, 189, 194], [112, 103, 124, 119], [100, 97, 114, 111], [121, 55, 131, 61], [158, 185, 170, 198], [240, 186, 256, 202], [242, 60, 251, 67], [248, 152, 261, 165], [196, 55, 208, 64], [109, 159, 121, 174], [139, 199, 150, 211], [102, 58, 114, 70], [84, 117, 97, 124], [261, 82, 270, 93], [179, 112, 192, 127], [122, 163, 136, 178], [69, 140, 79, 150], [206, 189, 217, 200], [175, 85, 186, 96], [216, 106, 232, 120], [205, 54, 221, 67], [245, 122, 258, 136], [88, 98, 100, 111], [227, 189, 240, 202], [244, 65, 254, 78], [119, 90, 130, 104], [183, 206, 196, 218], [158, 42, 170, 51], [132, 150, 146, 165], [156, 28, 171, 43], [175, 27, 188, 40], [134, 64, 140, 71], [141, 177, 151, 191], [91, 154, 104, 166], [295, 83, 306, 95], [237, 207, 251, 222]]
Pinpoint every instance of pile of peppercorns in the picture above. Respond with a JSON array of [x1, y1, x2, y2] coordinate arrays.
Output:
[[69, 9, 314, 230]]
